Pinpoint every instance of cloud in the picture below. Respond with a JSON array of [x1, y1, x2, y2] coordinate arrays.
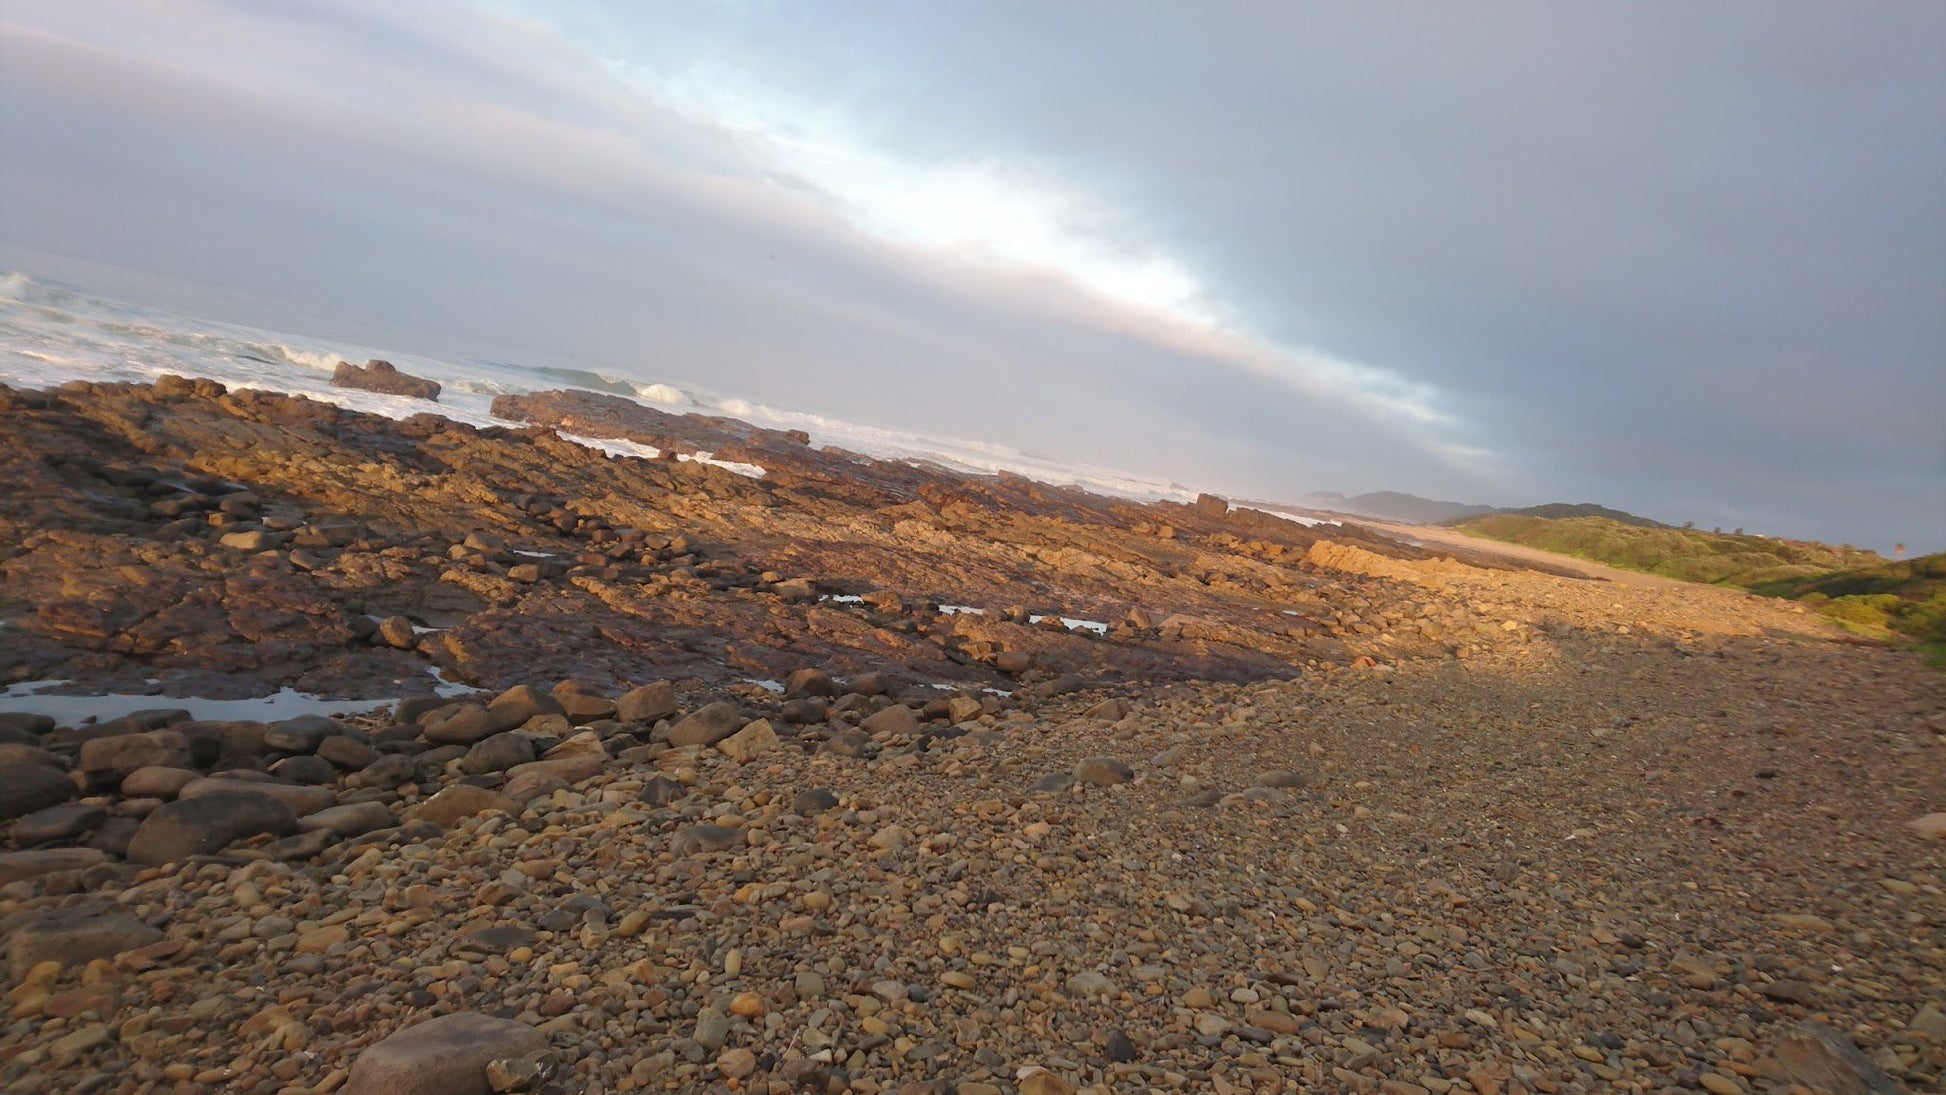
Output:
[[2, 0, 1941, 549]]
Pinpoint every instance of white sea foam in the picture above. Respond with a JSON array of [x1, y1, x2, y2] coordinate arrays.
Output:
[[0, 272, 1233, 509]]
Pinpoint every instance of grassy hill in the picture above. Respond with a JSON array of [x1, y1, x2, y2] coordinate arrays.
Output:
[[1453, 515, 1941, 660], [1453, 515, 1881, 587], [1749, 553, 1946, 654]]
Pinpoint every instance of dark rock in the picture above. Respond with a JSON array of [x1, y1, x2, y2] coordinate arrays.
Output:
[[0, 763, 78, 821], [0, 714, 55, 738], [422, 704, 511, 746], [637, 775, 686, 807], [264, 715, 340, 753], [817, 730, 873, 758], [785, 668, 837, 698], [461, 732, 535, 775], [1030, 772, 1076, 794], [317, 735, 377, 770], [9, 802, 108, 844], [126, 791, 300, 865], [791, 787, 840, 815], [0, 847, 108, 886], [345, 753, 416, 790], [331, 359, 441, 401], [78, 730, 192, 779], [270, 754, 338, 785], [488, 685, 564, 726]]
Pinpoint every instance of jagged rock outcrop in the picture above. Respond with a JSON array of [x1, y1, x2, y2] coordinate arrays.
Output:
[[331, 359, 440, 400]]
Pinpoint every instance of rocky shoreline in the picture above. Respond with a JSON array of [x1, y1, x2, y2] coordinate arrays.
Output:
[[0, 377, 1940, 1094]]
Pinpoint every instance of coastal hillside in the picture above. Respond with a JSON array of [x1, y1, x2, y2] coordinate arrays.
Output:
[[1751, 552, 1946, 653], [1452, 514, 1883, 588]]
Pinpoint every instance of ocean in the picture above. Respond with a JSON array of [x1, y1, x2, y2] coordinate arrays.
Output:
[[0, 271, 1210, 503]]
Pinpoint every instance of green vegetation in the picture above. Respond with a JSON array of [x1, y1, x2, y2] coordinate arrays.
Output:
[[1750, 552, 1946, 654], [1451, 515, 1881, 586], [1452, 515, 1945, 659]]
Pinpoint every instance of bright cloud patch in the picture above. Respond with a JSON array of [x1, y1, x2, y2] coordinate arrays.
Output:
[[613, 61, 1462, 439]]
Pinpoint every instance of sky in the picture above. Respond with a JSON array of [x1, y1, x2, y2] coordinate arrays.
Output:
[[2, 1, 1941, 551]]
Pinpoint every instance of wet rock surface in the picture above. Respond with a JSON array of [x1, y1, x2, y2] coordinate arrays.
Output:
[[0, 378, 1939, 1093]]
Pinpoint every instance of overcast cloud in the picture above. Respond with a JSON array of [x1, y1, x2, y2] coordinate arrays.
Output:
[[3, 0, 1941, 549]]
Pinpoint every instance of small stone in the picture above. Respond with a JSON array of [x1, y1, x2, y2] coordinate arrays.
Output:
[[671, 824, 745, 854], [1073, 758, 1133, 786], [1252, 770, 1312, 789], [792, 787, 839, 815], [716, 1047, 757, 1079]]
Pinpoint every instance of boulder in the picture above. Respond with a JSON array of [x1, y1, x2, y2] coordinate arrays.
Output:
[[127, 791, 299, 865], [178, 777, 335, 816], [409, 784, 515, 827], [345, 1012, 548, 1095], [717, 719, 779, 762], [1772, 1021, 1903, 1094], [263, 715, 341, 754], [0, 763, 78, 820], [421, 704, 511, 746], [501, 770, 567, 805], [0, 743, 61, 768], [0, 847, 109, 886], [861, 705, 921, 736], [784, 668, 837, 698], [7, 908, 162, 979], [616, 681, 678, 723], [9, 802, 108, 844], [317, 736, 377, 770], [121, 766, 201, 799], [487, 685, 563, 726], [504, 754, 603, 786], [331, 359, 441, 401], [461, 732, 535, 775], [298, 801, 394, 838], [0, 713, 55, 738], [79, 730, 192, 779], [666, 702, 744, 748], [1074, 758, 1134, 786]]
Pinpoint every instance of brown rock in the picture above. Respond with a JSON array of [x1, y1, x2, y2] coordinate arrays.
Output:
[[0, 763, 78, 820], [332, 358, 441, 401], [666, 702, 744, 747], [345, 1012, 549, 1095], [410, 784, 516, 827], [616, 681, 678, 723], [126, 791, 299, 865]]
